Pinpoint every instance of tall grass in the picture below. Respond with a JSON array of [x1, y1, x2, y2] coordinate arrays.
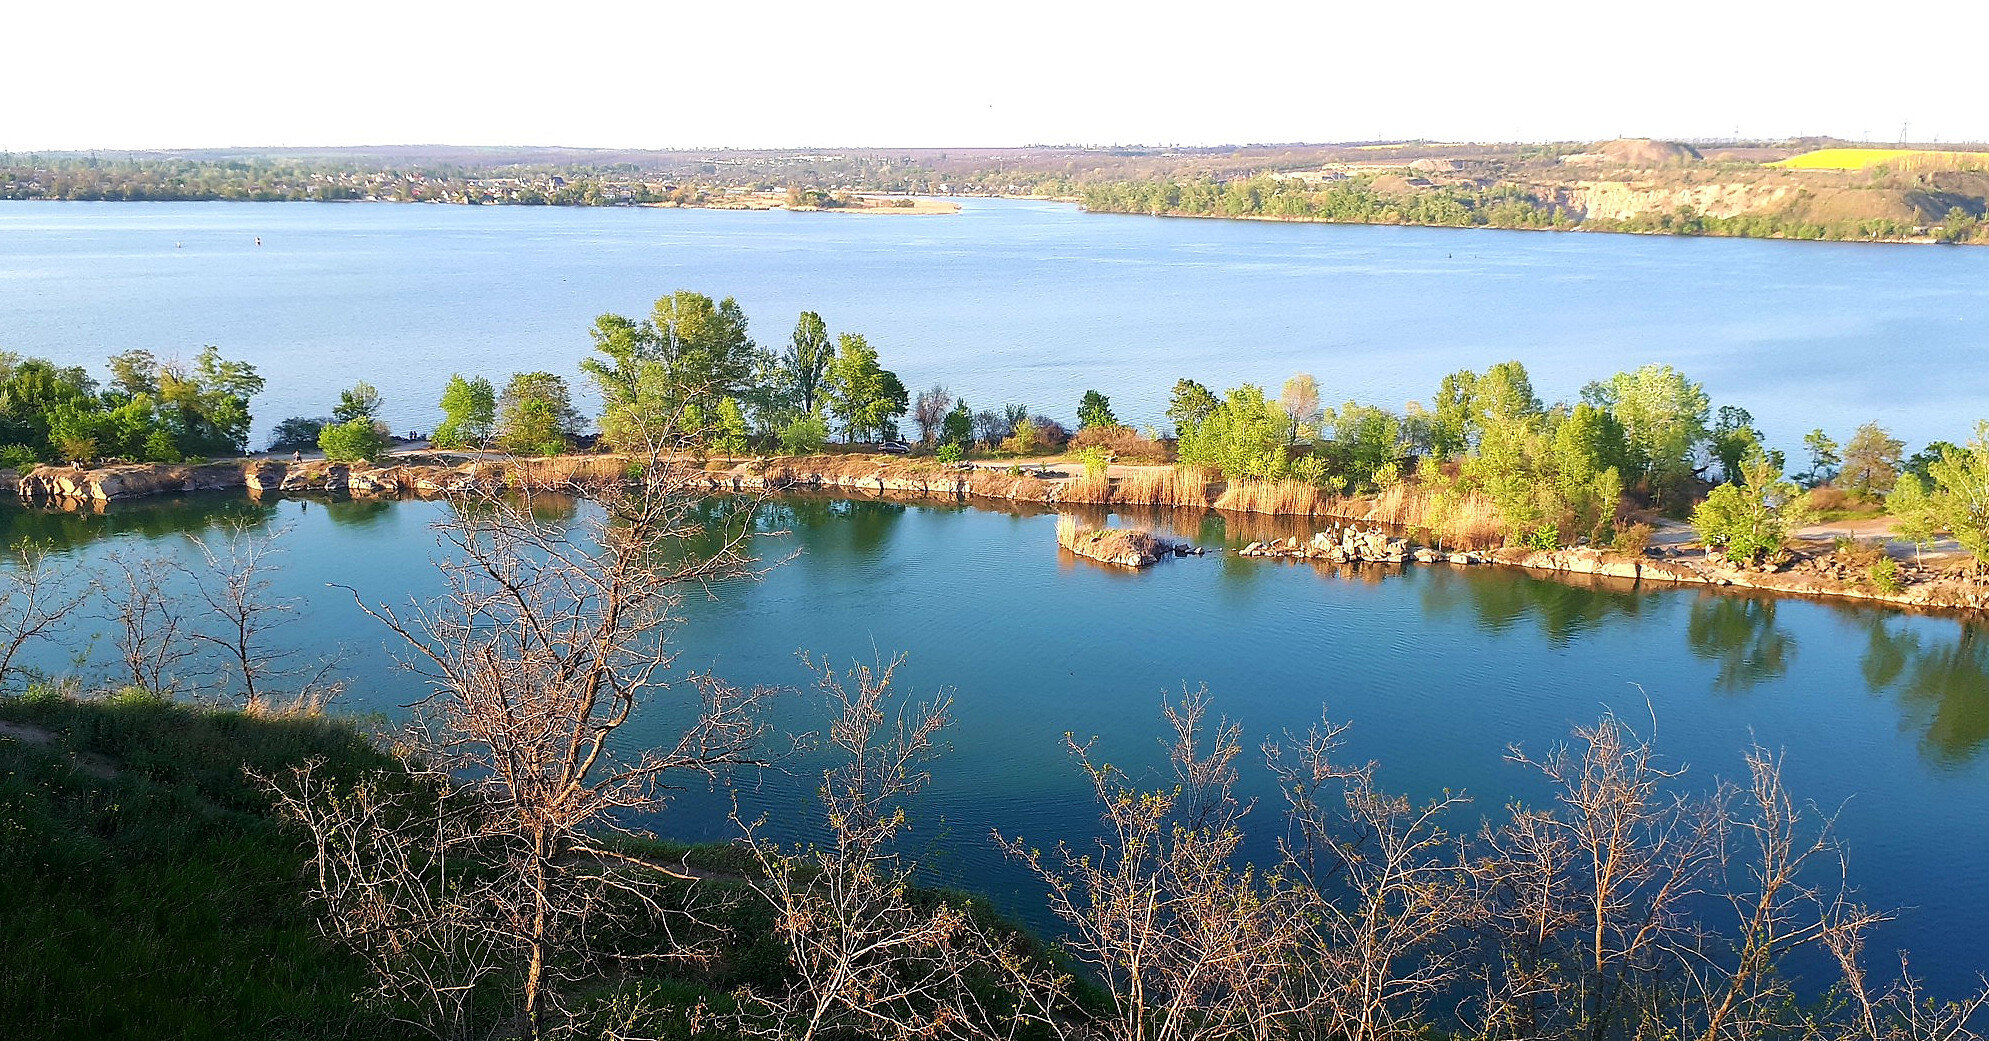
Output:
[[1114, 468, 1213, 508], [1366, 482, 1506, 550], [1213, 479, 1325, 516]]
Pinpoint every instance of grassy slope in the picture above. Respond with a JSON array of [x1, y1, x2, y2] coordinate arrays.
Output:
[[0, 694, 398, 1041]]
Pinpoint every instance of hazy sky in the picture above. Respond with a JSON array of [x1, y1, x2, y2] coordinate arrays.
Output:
[[8, 1, 1982, 150]]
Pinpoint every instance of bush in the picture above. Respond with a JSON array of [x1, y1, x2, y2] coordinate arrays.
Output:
[[318, 418, 392, 462], [935, 441, 963, 465], [1870, 556, 1904, 593], [1070, 424, 1171, 463], [779, 413, 830, 455], [1614, 522, 1656, 555], [0, 444, 40, 471], [267, 416, 328, 453]]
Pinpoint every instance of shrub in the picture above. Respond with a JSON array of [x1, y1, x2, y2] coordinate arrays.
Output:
[[267, 416, 328, 453], [779, 414, 830, 455], [935, 441, 963, 465], [1614, 522, 1655, 555], [1870, 556, 1904, 593], [1070, 424, 1171, 463], [1521, 523, 1561, 551], [0, 444, 40, 471], [317, 418, 392, 463]]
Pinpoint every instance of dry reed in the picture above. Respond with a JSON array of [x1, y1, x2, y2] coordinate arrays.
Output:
[[1113, 468, 1213, 508], [1212, 479, 1325, 516]]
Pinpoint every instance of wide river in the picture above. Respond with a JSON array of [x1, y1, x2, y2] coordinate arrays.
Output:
[[2, 199, 1986, 450], [3, 200, 1987, 991]]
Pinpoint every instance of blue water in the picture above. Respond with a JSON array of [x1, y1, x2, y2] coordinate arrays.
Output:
[[6, 493, 1986, 993], [2, 200, 1984, 452]]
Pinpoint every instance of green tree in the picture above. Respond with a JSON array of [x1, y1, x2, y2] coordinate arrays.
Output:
[[1802, 428, 1841, 486], [1692, 452, 1805, 564], [940, 400, 973, 448], [1076, 390, 1117, 431], [331, 382, 381, 424], [826, 334, 907, 443], [1924, 423, 1989, 563], [783, 311, 834, 416], [1840, 421, 1905, 498], [1176, 384, 1293, 480], [432, 374, 496, 448], [1317, 401, 1402, 491], [779, 412, 829, 454], [105, 349, 159, 397], [267, 416, 328, 453], [1887, 473, 1941, 564], [317, 417, 391, 462], [1585, 364, 1709, 507], [1429, 368, 1479, 457], [1165, 379, 1219, 437], [1709, 406, 1766, 484], [496, 372, 582, 456], [582, 292, 756, 448]]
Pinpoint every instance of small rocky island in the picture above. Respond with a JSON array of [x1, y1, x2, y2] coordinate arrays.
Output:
[[1055, 517, 1196, 568]]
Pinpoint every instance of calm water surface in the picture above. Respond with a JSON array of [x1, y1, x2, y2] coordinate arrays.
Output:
[[7, 493, 1986, 991], [2, 200, 1985, 450]]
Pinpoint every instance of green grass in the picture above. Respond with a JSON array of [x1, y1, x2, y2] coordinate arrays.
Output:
[[0, 694, 1085, 1040], [0, 692, 400, 1040]]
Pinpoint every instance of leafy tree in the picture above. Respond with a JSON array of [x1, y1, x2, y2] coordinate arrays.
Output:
[[582, 291, 755, 446], [1710, 406, 1768, 485], [1077, 390, 1117, 431], [1585, 364, 1709, 507], [826, 335, 907, 443], [432, 374, 496, 449], [1840, 421, 1905, 498], [710, 397, 751, 456], [1429, 369, 1479, 457], [267, 416, 329, 453], [317, 418, 391, 462], [1165, 379, 1219, 436], [1176, 384, 1294, 480], [1279, 374, 1321, 444], [1317, 401, 1402, 491], [331, 382, 382, 424], [164, 346, 265, 456], [783, 311, 834, 416], [1923, 423, 1989, 563], [1474, 360, 1542, 428], [1887, 474, 1941, 564], [105, 349, 159, 397], [496, 372, 581, 456], [912, 385, 952, 444], [1802, 428, 1841, 486], [939, 400, 973, 448], [779, 413, 829, 454], [1906, 441, 1960, 482], [1692, 452, 1805, 564]]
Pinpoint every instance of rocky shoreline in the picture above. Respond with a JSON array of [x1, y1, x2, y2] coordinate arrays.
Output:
[[7, 455, 1984, 615]]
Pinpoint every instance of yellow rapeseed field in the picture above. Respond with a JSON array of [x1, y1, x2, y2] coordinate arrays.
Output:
[[1772, 147, 1989, 170]]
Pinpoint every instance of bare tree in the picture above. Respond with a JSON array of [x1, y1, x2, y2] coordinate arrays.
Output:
[[1472, 714, 1727, 1041], [276, 410, 782, 1039], [186, 521, 341, 712], [98, 547, 197, 694], [912, 385, 953, 446], [0, 538, 90, 690], [738, 653, 1067, 1041], [1266, 714, 1477, 1041], [1000, 689, 1317, 1041]]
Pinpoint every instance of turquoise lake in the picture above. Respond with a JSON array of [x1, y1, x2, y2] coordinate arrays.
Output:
[[5, 492, 1985, 991]]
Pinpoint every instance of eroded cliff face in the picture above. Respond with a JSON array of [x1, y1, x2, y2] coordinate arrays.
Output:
[[1562, 180, 1799, 220]]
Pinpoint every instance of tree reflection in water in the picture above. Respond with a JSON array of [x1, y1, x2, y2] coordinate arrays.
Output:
[[1425, 568, 1654, 648], [1685, 594, 1796, 693], [1856, 616, 1989, 766]]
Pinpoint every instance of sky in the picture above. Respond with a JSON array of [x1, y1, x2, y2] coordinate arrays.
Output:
[[6, 1, 1984, 151]]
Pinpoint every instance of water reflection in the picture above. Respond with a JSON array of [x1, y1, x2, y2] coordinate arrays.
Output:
[[1686, 595, 1797, 693], [1425, 567, 1655, 648], [2, 494, 280, 552], [1855, 617, 1989, 766]]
